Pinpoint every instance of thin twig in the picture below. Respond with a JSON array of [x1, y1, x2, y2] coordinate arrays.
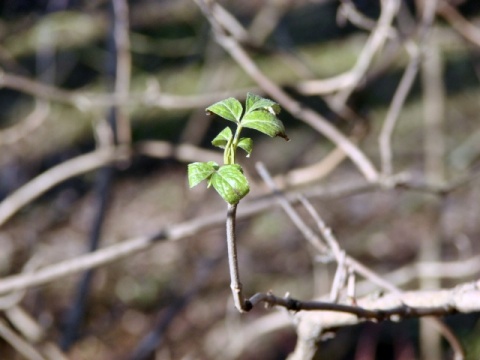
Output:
[[379, 42, 420, 175], [226, 203, 248, 312], [298, 195, 348, 302], [332, 0, 400, 107], [255, 163, 328, 255], [247, 282, 479, 316]]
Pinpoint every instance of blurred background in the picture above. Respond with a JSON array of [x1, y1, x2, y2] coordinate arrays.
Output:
[[0, 0, 480, 359]]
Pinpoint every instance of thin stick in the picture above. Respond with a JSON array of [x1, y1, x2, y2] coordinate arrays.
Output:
[[226, 203, 247, 312], [379, 43, 420, 176]]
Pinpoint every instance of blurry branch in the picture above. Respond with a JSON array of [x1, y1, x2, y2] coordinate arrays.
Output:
[[300, 0, 399, 96], [2, 307, 68, 360], [0, 143, 198, 228], [331, 0, 399, 107], [0, 319, 46, 360], [338, 0, 377, 30], [419, 4, 446, 356], [298, 196, 347, 302], [438, 1, 480, 48], [248, 0, 291, 44], [380, 254, 480, 288], [379, 0, 438, 176], [0, 100, 50, 146], [112, 0, 131, 145], [194, 0, 379, 182], [0, 70, 253, 110], [378, 42, 420, 175], [272, 145, 348, 188], [0, 142, 222, 228], [0, 147, 126, 227]]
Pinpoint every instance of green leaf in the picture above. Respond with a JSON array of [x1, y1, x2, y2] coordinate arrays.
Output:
[[237, 137, 253, 157], [211, 127, 233, 149], [242, 110, 289, 140], [187, 161, 218, 188], [245, 92, 281, 115], [206, 97, 243, 123], [210, 164, 249, 204]]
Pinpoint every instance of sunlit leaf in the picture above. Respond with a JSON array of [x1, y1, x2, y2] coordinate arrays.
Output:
[[206, 97, 243, 123], [187, 161, 218, 188], [245, 92, 281, 115], [210, 164, 249, 204], [242, 110, 289, 140], [212, 127, 233, 149], [237, 137, 253, 157]]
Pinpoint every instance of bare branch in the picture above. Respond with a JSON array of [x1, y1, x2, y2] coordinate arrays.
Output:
[[112, 0, 132, 145], [249, 281, 480, 317], [379, 43, 420, 175], [438, 1, 480, 48]]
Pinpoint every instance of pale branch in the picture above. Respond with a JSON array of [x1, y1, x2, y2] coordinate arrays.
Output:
[[437, 1, 480, 48], [0, 319, 46, 360], [247, 280, 480, 319], [332, 0, 400, 107], [298, 195, 349, 301], [0, 142, 222, 228], [0, 101, 50, 147], [418, 1, 446, 357], [0, 147, 125, 227], [112, 0, 132, 145], [0, 70, 254, 111], [379, 44, 420, 175], [285, 281, 476, 360]]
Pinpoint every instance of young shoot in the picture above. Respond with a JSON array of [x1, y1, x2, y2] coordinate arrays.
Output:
[[187, 93, 289, 312], [188, 92, 289, 204]]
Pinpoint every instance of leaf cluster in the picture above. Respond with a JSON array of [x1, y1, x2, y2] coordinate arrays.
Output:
[[188, 93, 288, 204]]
